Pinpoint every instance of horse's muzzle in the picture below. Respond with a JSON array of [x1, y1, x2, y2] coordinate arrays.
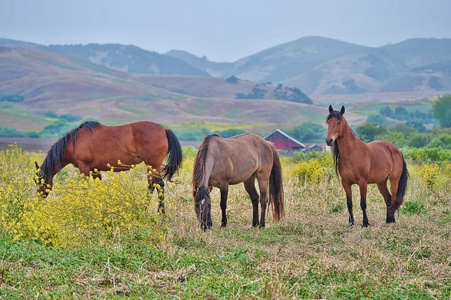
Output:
[[326, 138, 334, 146]]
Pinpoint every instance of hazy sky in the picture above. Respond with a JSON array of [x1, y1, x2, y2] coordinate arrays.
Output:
[[1, 0, 450, 62]]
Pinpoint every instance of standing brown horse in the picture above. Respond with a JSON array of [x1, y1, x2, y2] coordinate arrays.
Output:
[[192, 134, 284, 230], [326, 105, 408, 226], [35, 121, 182, 212]]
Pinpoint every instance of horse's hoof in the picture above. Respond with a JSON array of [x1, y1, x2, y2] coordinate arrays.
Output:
[[362, 224, 369, 228], [386, 216, 396, 223]]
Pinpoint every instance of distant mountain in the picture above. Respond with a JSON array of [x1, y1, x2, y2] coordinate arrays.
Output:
[[209, 36, 451, 95], [1, 36, 450, 95], [221, 36, 369, 83], [0, 46, 318, 132], [0, 38, 210, 77], [165, 50, 231, 77], [38, 43, 210, 77]]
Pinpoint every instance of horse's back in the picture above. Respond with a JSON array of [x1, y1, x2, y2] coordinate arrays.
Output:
[[209, 134, 272, 161], [367, 140, 403, 161], [81, 121, 167, 149], [206, 134, 273, 185], [73, 121, 169, 170]]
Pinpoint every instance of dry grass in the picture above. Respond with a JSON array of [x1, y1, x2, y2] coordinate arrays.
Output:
[[147, 157, 451, 298], [1, 153, 450, 299]]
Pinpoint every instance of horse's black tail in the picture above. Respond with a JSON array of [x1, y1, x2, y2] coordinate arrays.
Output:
[[268, 144, 285, 221], [393, 156, 409, 212], [161, 129, 183, 182]]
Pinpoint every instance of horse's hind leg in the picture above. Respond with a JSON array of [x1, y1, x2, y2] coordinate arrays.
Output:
[[257, 178, 269, 228], [387, 179, 400, 223], [377, 180, 394, 223], [358, 182, 369, 227], [244, 179, 260, 227], [220, 188, 228, 228]]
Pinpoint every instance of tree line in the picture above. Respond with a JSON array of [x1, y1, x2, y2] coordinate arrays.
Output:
[[288, 95, 451, 149]]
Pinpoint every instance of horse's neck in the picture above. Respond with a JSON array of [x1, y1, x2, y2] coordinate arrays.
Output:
[[44, 156, 69, 185], [337, 126, 363, 159]]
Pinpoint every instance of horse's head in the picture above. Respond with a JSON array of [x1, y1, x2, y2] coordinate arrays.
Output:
[[34, 161, 51, 198], [326, 105, 346, 146], [193, 185, 212, 230]]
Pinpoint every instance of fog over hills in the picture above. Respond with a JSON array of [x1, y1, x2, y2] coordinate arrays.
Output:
[[2, 36, 450, 95], [0, 46, 324, 133], [0, 36, 449, 135]]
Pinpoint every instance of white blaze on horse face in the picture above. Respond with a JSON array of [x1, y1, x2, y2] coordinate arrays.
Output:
[[326, 119, 339, 144], [201, 199, 205, 205]]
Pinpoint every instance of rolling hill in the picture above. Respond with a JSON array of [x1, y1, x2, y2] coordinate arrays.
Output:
[[2, 36, 450, 96], [0, 36, 447, 138], [0, 46, 340, 134], [212, 36, 451, 95]]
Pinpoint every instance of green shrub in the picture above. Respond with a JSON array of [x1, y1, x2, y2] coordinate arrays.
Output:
[[400, 201, 426, 215]]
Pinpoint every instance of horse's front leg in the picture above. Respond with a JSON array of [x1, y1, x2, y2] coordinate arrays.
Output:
[[91, 168, 102, 180], [149, 177, 165, 214], [358, 182, 369, 227], [220, 189, 228, 228], [342, 182, 354, 225]]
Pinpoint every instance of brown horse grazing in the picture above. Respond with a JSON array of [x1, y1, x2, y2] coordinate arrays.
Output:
[[326, 105, 408, 227], [35, 121, 182, 212], [192, 134, 284, 230]]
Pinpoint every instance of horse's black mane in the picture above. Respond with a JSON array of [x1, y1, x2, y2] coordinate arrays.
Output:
[[326, 110, 343, 122], [192, 134, 218, 203], [39, 121, 101, 179], [325, 110, 362, 176]]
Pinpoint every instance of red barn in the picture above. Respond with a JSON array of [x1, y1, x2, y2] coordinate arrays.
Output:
[[264, 129, 305, 151]]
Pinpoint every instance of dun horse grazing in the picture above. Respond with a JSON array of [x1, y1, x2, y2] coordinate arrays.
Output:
[[192, 134, 284, 230], [326, 105, 408, 226], [35, 121, 182, 212]]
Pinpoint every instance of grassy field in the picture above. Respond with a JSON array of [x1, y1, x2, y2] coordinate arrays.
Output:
[[0, 145, 450, 299]]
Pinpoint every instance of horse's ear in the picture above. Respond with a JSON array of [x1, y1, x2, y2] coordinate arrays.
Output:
[[35, 161, 40, 170], [340, 106, 345, 115], [329, 105, 334, 113]]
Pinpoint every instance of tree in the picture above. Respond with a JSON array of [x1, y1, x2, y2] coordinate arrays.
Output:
[[406, 121, 426, 133], [290, 122, 326, 143], [432, 94, 451, 128], [380, 132, 406, 148], [356, 123, 388, 142], [407, 134, 429, 148], [214, 129, 245, 138], [59, 114, 82, 123], [226, 75, 239, 84], [390, 124, 417, 139], [0, 94, 24, 103], [287, 88, 313, 104], [393, 106, 409, 120], [379, 106, 393, 117], [427, 134, 451, 149], [367, 114, 389, 127], [40, 120, 72, 137]]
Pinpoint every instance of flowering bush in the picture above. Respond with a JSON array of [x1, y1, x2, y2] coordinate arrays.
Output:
[[288, 152, 334, 184], [0, 144, 172, 248]]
